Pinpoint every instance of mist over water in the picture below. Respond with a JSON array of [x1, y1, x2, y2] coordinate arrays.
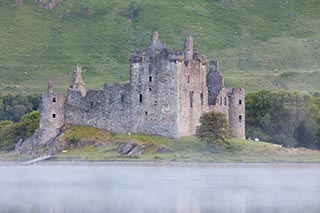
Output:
[[0, 164, 319, 213]]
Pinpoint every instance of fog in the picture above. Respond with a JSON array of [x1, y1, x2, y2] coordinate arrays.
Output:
[[0, 164, 319, 213]]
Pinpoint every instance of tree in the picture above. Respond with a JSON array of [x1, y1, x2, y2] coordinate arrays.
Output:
[[196, 110, 231, 146], [246, 91, 320, 149]]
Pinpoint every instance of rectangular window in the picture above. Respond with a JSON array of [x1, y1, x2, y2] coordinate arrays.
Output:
[[139, 94, 143, 103], [200, 93, 204, 106], [149, 76, 152, 82], [239, 100, 242, 105], [190, 91, 194, 107]]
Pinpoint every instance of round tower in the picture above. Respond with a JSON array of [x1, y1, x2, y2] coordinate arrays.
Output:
[[38, 80, 65, 144], [228, 88, 245, 139]]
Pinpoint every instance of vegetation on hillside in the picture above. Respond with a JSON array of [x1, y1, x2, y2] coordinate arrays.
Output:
[[0, 110, 39, 151], [246, 90, 320, 149], [0, 94, 39, 122], [1, 0, 320, 94]]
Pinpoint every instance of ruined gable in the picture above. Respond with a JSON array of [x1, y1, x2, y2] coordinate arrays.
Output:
[[69, 66, 86, 97]]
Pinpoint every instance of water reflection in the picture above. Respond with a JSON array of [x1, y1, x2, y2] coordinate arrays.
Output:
[[0, 164, 319, 212]]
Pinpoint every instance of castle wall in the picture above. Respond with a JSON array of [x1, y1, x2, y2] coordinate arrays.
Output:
[[210, 88, 230, 120], [177, 46, 209, 137], [65, 83, 132, 133]]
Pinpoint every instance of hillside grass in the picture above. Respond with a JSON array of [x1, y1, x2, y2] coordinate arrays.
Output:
[[53, 126, 320, 163], [1, 0, 320, 94]]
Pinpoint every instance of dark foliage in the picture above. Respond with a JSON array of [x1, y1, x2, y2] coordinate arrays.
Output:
[[0, 94, 39, 122], [246, 91, 320, 149], [0, 111, 39, 151]]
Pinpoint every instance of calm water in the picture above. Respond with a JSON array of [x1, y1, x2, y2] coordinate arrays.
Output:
[[0, 163, 319, 213]]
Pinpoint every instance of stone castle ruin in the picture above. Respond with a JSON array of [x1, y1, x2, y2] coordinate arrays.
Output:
[[19, 32, 245, 149]]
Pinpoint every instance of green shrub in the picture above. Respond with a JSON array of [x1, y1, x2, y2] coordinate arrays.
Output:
[[196, 110, 231, 147]]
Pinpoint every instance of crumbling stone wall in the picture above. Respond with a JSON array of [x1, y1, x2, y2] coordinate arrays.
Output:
[[65, 82, 132, 134]]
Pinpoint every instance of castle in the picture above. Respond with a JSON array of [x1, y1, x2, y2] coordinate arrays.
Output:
[[32, 32, 245, 145]]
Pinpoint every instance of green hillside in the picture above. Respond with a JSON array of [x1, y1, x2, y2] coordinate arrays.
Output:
[[1, 0, 320, 94]]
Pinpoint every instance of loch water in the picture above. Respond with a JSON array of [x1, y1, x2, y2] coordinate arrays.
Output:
[[0, 163, 319, 213]]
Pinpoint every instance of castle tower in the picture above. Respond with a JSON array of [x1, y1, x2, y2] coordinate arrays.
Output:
[[228, 88, 246, 139], [37, 80, 65, 144]]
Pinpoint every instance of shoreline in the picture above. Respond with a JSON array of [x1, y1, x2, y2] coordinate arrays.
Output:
[[1, 160, 320, 167]]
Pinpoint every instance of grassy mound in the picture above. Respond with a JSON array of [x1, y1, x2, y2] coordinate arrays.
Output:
[[53, 126, 320, 163]]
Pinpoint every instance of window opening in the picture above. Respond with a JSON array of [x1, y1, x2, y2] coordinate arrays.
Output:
[[52, 114, 56, 118], [139, 94, 143, 103], [239, 99, 242, 105], [239, 115, 242, 123], [52, 97, 56, 102], [121, 94, 125, 102], [200, 93, 204, 106], [145, 111, 148, 116], [224, 97, 227, 106], [149, 88, 152, 91], [149, 76, 152, 82], [188, 76, 190, 83], [189, 91, 194, 108]]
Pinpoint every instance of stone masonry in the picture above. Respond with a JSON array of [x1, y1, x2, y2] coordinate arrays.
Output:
[[28, 32, 245, 145]]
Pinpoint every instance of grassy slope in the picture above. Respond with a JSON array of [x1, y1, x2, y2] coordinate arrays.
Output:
[[1, 0, 320, 94], [53, 126, 320, 163]]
